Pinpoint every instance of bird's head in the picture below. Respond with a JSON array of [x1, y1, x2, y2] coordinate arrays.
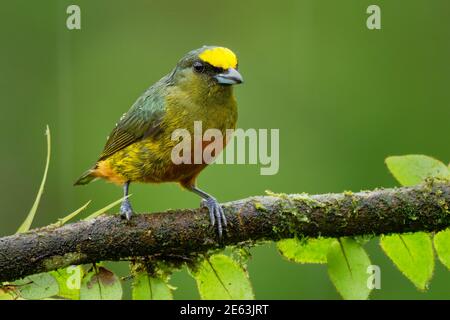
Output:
[[171, 46, 243, 90]]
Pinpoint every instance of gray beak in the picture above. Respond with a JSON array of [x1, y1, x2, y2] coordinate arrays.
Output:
[[214, 68, 243, 85]]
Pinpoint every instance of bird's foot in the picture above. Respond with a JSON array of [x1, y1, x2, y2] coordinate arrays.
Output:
[[120, 200, 134, 220], [201, 197, 227, 239]]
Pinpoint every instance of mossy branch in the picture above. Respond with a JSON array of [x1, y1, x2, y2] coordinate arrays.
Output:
[[1, 180, 449, 282]]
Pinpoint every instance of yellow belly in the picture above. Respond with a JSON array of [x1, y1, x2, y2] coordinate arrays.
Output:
[[93, 135, 210, 185]]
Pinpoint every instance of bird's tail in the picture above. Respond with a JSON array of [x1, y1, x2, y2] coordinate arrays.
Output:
[[74, 168, 96, 186]]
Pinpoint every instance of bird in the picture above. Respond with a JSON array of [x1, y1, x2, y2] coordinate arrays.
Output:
[[74, 46, 243, 238]]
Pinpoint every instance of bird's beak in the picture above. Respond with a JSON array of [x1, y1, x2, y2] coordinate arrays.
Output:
[[214, 68, 243, 85]]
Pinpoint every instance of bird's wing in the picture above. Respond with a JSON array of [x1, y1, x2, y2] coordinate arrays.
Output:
[[98, 92, 166, 161]]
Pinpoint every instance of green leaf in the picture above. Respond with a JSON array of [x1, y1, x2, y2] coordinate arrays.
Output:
[[80, 266, 122, 300], [434, 228, 450, 270], [327, 238, 372, 300], [17, 126, 51, 233], [13, 272, 59, 299], [277, 237, 334, 264], [83, 196, 130, 220], [50, 266, 84, 300], [380, 232, 434, 290], [385, 155, 449, 186], [189, 254, 254, 300], [55, 201, 91, 226], [132, 271, 173, 300]]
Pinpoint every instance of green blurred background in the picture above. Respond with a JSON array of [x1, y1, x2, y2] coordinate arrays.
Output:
[[1, 0, 449, 299]]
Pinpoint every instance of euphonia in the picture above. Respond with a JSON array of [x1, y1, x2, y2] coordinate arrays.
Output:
[[74, 46, 243, 238]]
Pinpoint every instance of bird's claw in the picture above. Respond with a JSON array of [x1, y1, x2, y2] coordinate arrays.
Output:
[[201, 197, 227, 239], [120, 200, 134, 220]]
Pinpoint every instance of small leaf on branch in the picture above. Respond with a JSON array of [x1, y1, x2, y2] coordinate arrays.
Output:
[[380, 232, 434, 290], [385, 155, 449, 186], [327, 238, 372, 300], [53, 201, 91, 226], [278, 237, 334, 264], [13, 272, 59, 299], [189, 254, 254, 300], [434, 228, 450, 270], [132, 271, 173, 300], [83, 196, 130, 220], [80, 266, 122, 300]]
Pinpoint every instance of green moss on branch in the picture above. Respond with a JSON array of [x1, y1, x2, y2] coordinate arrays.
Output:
[[0, 180, 449, 282]]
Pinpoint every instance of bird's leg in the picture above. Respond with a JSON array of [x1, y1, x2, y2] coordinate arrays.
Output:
[[188, 186, 227, 239], [120, 181, 133, 220]]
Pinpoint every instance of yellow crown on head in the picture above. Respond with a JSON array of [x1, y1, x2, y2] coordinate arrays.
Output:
[[198, 47, 238, 70]]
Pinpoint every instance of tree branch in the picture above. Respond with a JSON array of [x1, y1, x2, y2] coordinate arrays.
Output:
[[1, 180, 449, 283]]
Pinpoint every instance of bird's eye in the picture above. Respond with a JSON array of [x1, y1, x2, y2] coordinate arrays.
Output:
[[193, 62, 205, 73]]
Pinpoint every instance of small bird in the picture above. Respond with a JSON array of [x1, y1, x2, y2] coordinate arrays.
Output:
[[74, 46, 243, 238]]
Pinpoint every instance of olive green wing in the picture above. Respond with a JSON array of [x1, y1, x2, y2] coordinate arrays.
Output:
[[98, 92, 166, 161]]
